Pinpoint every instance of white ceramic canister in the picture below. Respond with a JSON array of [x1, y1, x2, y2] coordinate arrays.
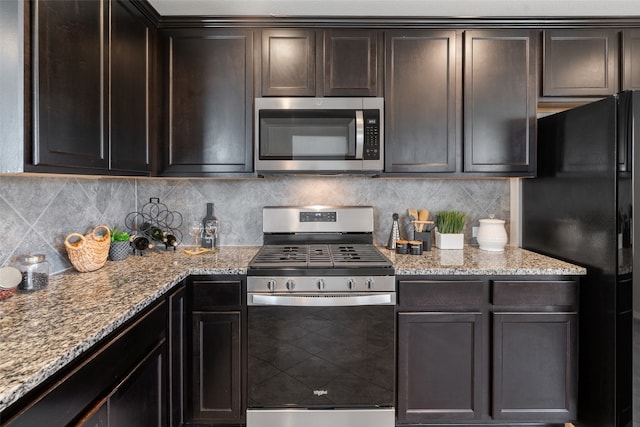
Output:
[[477, 218, 508, 251]]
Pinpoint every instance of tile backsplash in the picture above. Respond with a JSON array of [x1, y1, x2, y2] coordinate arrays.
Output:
[[0, 175, 510, 274]]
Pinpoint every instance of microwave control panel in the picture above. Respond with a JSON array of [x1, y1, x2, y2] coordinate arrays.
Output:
[[363, 110, 381, 160]]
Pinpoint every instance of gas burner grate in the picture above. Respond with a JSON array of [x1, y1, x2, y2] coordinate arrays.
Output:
[[251, 245, 307, 266], [329, 244, 392, 267], [249, 243, 392, 269]]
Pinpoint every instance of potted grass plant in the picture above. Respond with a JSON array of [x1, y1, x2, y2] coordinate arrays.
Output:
[[435, 210, 466, 250], [109, 227, 131, 261]]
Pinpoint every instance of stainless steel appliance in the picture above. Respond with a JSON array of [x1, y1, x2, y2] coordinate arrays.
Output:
[[254, 97, 384, 174], [522, 91, 639, 427], [246, 206, 395, 427]]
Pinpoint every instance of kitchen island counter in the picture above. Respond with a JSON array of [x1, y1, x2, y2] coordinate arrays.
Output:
[[0, 245, 583, 416]]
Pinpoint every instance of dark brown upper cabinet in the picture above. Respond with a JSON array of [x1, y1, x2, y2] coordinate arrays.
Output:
[[324, 30, 381, 96], [261, 29, 316, 96], [623, 29, 640, 90], [463, 30, 538, 175], [29, 0, 152, 175], [159, 28, 254, 176], [260, 29, 381, 97], [543, 29, 619, 97], [110, 0, 153, 174], [384, 30, 459, 173], [30, 0, 108, 172]]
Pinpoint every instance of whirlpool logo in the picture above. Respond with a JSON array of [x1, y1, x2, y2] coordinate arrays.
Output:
[[313, 389, 328, 396]]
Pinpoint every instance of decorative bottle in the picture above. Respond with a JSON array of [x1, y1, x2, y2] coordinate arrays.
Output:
[[202, 203, 219, 249]]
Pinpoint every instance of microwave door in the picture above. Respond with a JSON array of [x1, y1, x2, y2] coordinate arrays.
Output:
[[259, 112, 358, 161]]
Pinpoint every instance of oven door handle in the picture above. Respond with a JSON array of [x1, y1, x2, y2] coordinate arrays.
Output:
[[248, 292, 396, 307]]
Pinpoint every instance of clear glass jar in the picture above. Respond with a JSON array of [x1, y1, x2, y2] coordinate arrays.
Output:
[[18, 254, 50, 291]]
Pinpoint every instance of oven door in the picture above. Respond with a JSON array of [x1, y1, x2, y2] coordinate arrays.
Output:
[[247, 292, 395, 415]]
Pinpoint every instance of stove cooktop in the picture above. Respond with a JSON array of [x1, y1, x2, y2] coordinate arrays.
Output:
[[248, 244, 393, 269]]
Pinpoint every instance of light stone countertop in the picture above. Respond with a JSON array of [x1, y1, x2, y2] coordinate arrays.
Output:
[[383, 245, 586, 276], [0, 245, 584, 415], [0, 246, 259, 415]]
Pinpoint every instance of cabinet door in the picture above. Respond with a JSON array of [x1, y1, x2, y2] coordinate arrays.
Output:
[[261, 29, 316, 96], [543, 29, 619, 96], [32, 0, 108, 171], [190, 311, 242, 424], [324, 30, 380, 96], [464, 30, 537, 174], [109, 341, 166, 427], [109, 0, 151, 174], [162, 29, 253, 175], [169, 285, 186, 427], [492, 312, 577, 422], [397, 312, 483, 423], [623, 29, 640, 90], [385, 30, 459, 173], [76, 398, 108, 427]]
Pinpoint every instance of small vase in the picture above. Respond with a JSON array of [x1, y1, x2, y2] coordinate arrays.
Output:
[[477, 218, 508, 252], [435, 231, 464, 250], [109, 241, 131, 261]]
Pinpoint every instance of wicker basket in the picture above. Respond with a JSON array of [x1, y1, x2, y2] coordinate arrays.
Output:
[[65, 225, 111, 272]]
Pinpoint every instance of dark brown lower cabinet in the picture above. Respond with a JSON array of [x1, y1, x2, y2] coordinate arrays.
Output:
[[2, 298, 168, 427], [79, 337, 166, 427], [397, 312, 483, 423], [190, 311, 242, 423], [108, 341, 166, 427], [492, 312, 577, 421], [186, 276, 245, 426], [396, 277, 579, 426], [169, 284, 186, 427]]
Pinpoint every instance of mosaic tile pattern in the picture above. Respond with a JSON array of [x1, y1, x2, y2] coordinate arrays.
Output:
[[0, 175, 511, 273]]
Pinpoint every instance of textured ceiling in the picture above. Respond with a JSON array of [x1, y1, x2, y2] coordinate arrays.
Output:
[[147, 0, 640, 17]]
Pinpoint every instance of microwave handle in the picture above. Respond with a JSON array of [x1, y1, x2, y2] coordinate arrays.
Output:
[[355, 110, 364, 159]]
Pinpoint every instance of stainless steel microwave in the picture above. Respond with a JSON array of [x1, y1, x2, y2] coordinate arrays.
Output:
[[254, 97, 384, 174]]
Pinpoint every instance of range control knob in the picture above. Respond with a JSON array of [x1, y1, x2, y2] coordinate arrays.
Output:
[[366, 278, 374, 290], [347, 278, 356, 290], [316, 278, 326, 290], [267, 279, 277, 292], [286, 279, 295, 291]]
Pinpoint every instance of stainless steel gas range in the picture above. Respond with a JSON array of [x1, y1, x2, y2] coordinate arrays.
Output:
[[246, 206, 396, 427]]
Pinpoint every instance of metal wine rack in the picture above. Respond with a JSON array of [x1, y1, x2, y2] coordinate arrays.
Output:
[[125, 197, 183, 248]]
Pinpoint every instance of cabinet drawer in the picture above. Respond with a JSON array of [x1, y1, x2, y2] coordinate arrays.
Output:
[[491, 280, 578, 307], [398, 280, 485, 308], [192, 279, 242, 309]]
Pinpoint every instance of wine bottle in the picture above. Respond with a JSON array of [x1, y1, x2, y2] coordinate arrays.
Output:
[[201, 203, 218, 249]]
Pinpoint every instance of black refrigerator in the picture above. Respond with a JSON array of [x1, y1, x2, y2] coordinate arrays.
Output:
[[522, 91, 637, 427]]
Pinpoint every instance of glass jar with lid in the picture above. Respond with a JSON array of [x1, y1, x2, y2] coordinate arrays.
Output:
[[18, 254, 50, 291]]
